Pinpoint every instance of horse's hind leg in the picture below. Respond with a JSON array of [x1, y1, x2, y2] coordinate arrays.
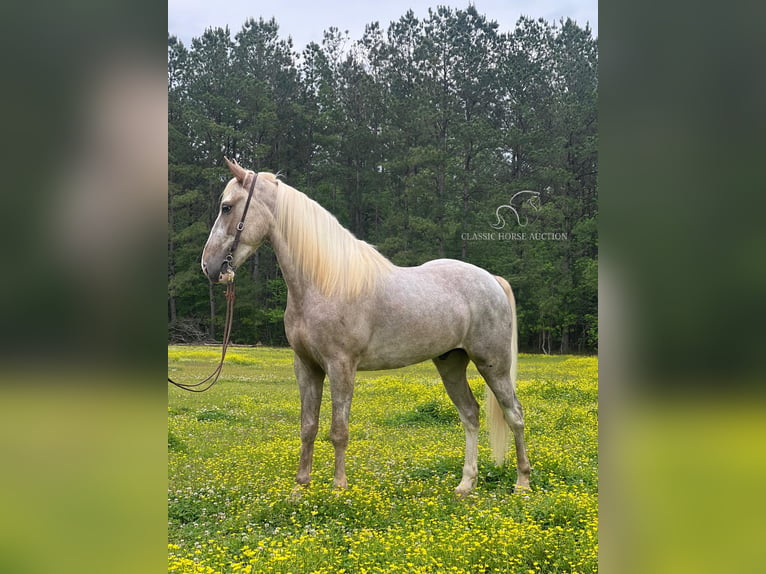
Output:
[[479, 364, 531, 491], [294, 355, 325, 487], [433, 350, 479, 496]]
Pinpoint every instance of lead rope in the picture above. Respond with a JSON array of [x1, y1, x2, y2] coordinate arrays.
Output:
[[167, 281, 235, 392], [168, 167, 258, 393]]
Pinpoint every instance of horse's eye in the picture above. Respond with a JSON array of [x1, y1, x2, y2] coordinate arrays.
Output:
[[221, 204, 232, 214]]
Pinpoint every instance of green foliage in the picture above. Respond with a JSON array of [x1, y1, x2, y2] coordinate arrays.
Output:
[[168, 9, 598, 353], [167, 430, 186, 452], [168, 347, 598, 573], [384, 399, 461, 426], [195, 409, 240, 423]]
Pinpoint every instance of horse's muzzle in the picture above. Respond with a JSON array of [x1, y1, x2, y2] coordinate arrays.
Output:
[[201, 260, 235, 284]]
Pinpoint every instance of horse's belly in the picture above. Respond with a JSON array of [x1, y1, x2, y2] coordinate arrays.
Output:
[[356, 348, 454, 371], [356, 309, 465, 371]]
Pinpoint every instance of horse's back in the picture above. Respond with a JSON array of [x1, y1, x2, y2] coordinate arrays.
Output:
[[400, 259, 508, 311]]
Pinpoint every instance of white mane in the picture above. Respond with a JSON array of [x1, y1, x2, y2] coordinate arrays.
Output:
[[272, 176, 393, 298]]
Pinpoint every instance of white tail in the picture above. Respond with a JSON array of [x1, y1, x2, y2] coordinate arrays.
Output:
[[487, 276, 517, 466]]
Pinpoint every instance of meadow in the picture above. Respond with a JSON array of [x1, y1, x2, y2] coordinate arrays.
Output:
[[168, 347, 598, 573]]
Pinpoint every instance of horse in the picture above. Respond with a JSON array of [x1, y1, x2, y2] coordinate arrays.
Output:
[[200, 158, 531, 495]]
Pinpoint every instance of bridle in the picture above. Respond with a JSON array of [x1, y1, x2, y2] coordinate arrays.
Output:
[[221, 170, 258, 278], [168, 170, 259, 393]]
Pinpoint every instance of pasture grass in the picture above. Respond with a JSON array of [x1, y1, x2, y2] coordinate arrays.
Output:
[[168, 346, 598, 573]]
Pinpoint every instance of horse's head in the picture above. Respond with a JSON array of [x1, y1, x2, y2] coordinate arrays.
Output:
[[201, 158, 273, 283]]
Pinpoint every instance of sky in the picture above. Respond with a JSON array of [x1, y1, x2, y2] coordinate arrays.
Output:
[[168, 0, 597, 51]]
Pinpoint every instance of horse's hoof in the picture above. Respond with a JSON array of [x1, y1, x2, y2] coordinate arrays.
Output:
[[514, 483, 531, 495], [333, 479, 348, 490], [454, 482, 475, 498], [289, 484, 308, 501]]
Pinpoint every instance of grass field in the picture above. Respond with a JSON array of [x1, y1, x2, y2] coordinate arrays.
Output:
[[168, 347, 598, 573]]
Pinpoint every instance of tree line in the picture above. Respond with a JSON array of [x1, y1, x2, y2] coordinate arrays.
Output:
[[168, 6, 597, 354]]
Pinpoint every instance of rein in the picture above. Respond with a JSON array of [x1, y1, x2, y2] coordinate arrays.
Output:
[[168, 170, 259, 393]]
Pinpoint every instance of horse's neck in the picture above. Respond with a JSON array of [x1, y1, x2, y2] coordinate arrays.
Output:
[[263, 181, 388, 301], [263, 186, 306, 301]]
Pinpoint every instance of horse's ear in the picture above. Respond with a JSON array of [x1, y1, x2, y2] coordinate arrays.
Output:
[[224, 156, 247, 183]]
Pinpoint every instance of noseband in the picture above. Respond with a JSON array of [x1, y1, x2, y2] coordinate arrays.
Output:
[[168, 170, 258, 393]]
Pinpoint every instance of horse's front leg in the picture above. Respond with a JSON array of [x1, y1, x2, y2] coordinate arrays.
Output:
[[294, 355, 325, 487], [327, 361, 356, 489]]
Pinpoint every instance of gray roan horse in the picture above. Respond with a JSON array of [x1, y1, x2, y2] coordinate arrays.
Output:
[[201, 159, 531, 495]]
